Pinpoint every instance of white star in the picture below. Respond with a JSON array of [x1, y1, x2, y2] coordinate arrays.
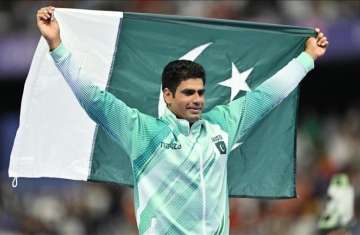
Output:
[[218, 63, 253, 101]]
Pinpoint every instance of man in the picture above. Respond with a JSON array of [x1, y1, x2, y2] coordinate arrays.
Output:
[[37, 6, 328, 235]]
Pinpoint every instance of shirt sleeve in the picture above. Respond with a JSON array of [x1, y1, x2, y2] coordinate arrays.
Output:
[[203, 52, 314, 149], [50, 43, 160, 158]]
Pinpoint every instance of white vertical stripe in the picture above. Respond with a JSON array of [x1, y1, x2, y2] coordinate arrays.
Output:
[[199, 149, 207, 234], [9, 9, 123, 180]]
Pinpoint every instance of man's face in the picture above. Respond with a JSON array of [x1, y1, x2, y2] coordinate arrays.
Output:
[[164, 78, 205, 123]]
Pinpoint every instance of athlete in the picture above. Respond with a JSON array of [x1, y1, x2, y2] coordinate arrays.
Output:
[[37, 6, 328, 235]]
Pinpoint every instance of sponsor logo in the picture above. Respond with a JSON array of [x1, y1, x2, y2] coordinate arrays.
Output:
[[160, 142, 182, 150]]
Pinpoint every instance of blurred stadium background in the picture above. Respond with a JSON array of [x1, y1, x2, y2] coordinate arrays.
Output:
[[0, 1, 359, 234]]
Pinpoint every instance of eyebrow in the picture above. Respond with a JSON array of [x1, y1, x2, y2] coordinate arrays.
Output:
[[180, 89, 206, 96]]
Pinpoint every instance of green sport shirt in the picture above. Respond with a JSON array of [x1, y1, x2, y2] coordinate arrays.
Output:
[[51, 43, 314, 235]]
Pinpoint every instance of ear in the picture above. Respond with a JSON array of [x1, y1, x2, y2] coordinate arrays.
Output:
[[163, 88, 173, 106]]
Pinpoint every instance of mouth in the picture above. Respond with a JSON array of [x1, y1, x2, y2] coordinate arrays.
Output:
[[187, 107, 202, 114]]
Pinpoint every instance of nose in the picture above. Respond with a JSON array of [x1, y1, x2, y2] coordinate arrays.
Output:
[[193, 93, 203, 105]]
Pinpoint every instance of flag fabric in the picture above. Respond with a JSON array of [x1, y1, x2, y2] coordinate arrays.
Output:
[[9, 8, 315, 198]]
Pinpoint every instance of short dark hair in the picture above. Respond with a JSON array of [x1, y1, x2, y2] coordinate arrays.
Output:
[[162, 60, 206, 94]]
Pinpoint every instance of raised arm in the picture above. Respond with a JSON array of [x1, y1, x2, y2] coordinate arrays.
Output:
[[204, 29, 328, 148], [36, 6, 162, 157]]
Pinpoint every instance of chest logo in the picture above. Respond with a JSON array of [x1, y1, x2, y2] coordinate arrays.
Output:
[[215, 141, 227, 154]]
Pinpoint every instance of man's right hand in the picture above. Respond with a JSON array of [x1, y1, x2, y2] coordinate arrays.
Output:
[[36, 6, 61, 50]]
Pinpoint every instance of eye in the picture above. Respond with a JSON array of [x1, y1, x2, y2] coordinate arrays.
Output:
[[198, 89, 205, 96], [181, 89, 196, 96]]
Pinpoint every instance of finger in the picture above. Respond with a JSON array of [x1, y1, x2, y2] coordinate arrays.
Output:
[[47, 6, 55, 20], [37, 9, 43, 19], [37, 6, 56, 23], [319, 39, 328, 47], [322, 40, 329, 47], [317, 36, 325, 43], [317, 32, 324, 40], [41, 15, 50, 21], [316, 38, 326, 46], [38, 12, 52, 23], [37, 9, 50, 20], [36, 11, 45, 20], [43, 9, 51, 19], [317, 36, 326, 46], [38, 12, 50, 21], [315, 27, 320, 33], [47, 6, 55, 11], [39, 7, 51, 18], [43, 13, 50, 20], [319, 37, 328, 45], [46, 6, 55, 16], [320, 41, 328, 48]]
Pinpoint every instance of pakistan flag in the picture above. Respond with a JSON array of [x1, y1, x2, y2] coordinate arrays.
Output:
[[9, 8, 315, 198]]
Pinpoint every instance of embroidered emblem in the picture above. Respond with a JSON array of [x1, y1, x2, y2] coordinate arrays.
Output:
[[215, 141, 227, 154]]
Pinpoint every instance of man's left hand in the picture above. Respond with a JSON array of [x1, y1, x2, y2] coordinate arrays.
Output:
[[305, 28, 329, 60]]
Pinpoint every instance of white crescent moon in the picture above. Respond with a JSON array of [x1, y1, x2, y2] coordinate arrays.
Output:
[[158, 42, 213, 117], [231, 142, 243, 152]]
